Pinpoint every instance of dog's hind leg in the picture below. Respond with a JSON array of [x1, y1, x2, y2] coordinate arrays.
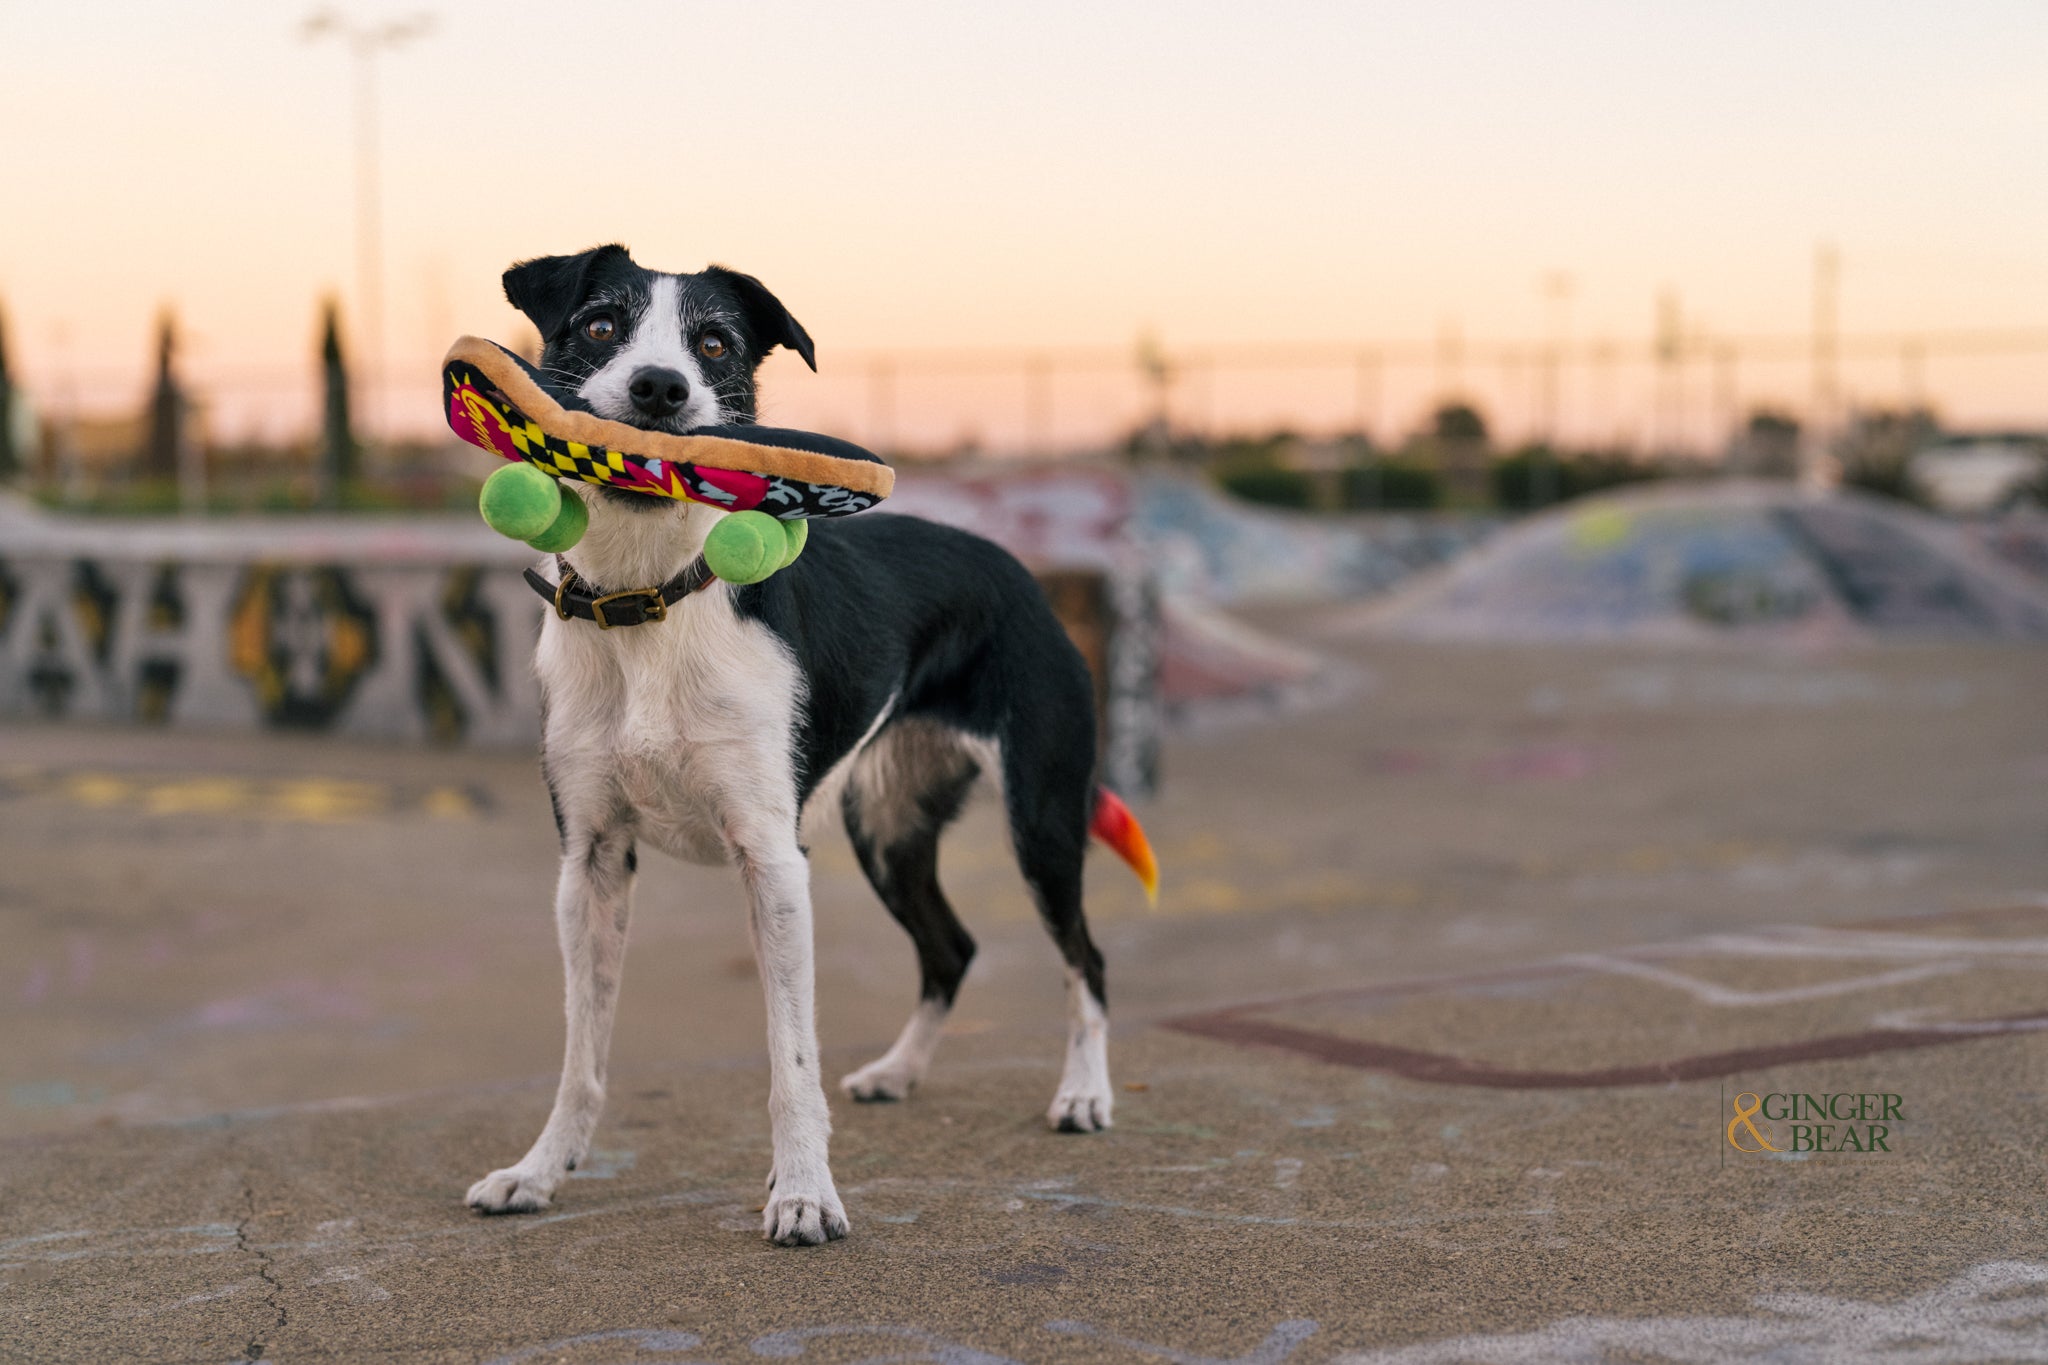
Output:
[[839, 723, 981, 1102], [1031, 861, 1113, 1133], [1004, 739, 1113, 1133], [468, 812, 637, 1213]]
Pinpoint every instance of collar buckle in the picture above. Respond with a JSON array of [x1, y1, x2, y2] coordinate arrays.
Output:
[[588, 587, 667, 630]]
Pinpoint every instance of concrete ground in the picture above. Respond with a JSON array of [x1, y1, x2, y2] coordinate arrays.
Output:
[[5, 628, 2048, 1363]]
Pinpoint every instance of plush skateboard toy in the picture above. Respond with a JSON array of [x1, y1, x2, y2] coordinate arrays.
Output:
[[443, 336, 892, 585]]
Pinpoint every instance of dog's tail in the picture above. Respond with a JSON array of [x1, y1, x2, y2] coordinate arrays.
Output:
[[1089, 786, 1159, 906]]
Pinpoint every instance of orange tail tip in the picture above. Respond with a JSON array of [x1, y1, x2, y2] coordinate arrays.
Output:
[[1090, 786, 1159, 907]]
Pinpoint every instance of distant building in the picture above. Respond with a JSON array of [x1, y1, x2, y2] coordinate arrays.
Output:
[[1908, 434, 2046, 514]]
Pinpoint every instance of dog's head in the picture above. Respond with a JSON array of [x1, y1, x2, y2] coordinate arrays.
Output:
[[503, 243, 814, 437], [502, 246, 816, 571]]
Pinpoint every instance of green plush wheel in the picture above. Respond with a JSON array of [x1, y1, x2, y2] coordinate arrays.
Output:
[[525, 490, 588, 553], [484, 471, 808, 581], [703, 510, 788, 585], [479, 463, 563, 541], [778, 517, 808, 570]]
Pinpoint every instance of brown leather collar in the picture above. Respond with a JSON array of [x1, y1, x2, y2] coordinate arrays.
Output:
[[523, 554, 717, 629]]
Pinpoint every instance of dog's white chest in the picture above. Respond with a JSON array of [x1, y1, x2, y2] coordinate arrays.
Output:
[[537, 586, 803, 867], [614, 746, 729, 865]]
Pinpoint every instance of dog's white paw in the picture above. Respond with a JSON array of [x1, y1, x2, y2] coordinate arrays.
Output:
[[466, 1164, 559, 1215], [841, 1057, 919, 1102], [761, 1175, 850, 1246], [1047, 1087, 1113, 1133]]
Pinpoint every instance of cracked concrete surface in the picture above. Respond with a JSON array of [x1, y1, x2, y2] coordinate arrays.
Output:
[[236, 1183, 289, 1362]]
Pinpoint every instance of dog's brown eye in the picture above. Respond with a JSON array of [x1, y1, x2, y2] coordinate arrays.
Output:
[[698, 332, 726, 359], [584, 315, 616, 343]]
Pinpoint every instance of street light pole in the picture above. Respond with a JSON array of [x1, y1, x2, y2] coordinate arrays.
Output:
[[303, 10, 430, 453], [1535, 271, 1573, 507], [1807, 240, 1841, 490]]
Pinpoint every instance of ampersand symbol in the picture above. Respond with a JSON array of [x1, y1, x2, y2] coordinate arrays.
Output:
[[1727, 1092, 1781, 1152]]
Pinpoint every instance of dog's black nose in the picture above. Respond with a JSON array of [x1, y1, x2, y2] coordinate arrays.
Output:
[[628, 367, 690, 419]]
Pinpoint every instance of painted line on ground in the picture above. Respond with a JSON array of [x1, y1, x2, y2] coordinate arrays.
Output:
[[1160, 908, 2048, 1089], [1163, 1006, 2048, 1089]]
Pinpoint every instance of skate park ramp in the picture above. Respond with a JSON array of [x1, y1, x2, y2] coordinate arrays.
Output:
[[1131, 476, 1493, 727], [1349, 482, 2048, 645], [1134, 476, 1492, 606]]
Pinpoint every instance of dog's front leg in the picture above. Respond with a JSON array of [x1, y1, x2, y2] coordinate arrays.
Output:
[[738, 838, 849, 1246], [467, 822, 635, 1213]]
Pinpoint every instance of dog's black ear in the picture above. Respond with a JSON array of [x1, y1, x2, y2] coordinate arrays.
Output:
[[503, 244, 631, 342], [704, 266, 816, 371]]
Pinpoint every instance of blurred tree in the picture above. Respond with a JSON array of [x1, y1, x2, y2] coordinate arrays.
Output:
[[318, 297, 357, 508], [1492, 444, 1557, 511], [1729, 409, 1801, 479], [1431, 401, 1488, 444], [1341, 457, 1440, 510], [1493, 444, 1658, 510], [1216, 463, 1316, 509], [1211, 430, 1316, 508], [0, 299, 16, 480], [1212, 430, 1296, 466], [1835, 406, 1939, 503], [1421, 399, 1492, 505], [142, 309, 183, 480]]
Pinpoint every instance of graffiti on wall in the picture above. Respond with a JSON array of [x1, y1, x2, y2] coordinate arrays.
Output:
[[0, 550, 1159, 789], [2, 470, 1161, 784], [0, 556, 543, 744]]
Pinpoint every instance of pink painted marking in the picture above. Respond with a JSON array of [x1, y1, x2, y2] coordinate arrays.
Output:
[[449, 385, 521, 462]]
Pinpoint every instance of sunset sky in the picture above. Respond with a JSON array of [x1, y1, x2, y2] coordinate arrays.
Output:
[[4, 1, 2045, 451]]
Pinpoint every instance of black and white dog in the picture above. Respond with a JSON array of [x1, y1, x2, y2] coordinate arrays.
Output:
[[465, 245, 1145, 1246]]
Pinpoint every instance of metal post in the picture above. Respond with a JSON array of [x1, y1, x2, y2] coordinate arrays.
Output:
[[1533, 273, 1571, 507], [1025, 354, 1052, 456], [1655, 290, 1682, 459], [1808, 241, 1840, 488], [1714, 343, 1739, 470], [869, 359, 895, 454], [1353, 350, 1381, 444], [304, 11, 431, 456], [352, 40, 382, 445], [176, 387, 204, 515]]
